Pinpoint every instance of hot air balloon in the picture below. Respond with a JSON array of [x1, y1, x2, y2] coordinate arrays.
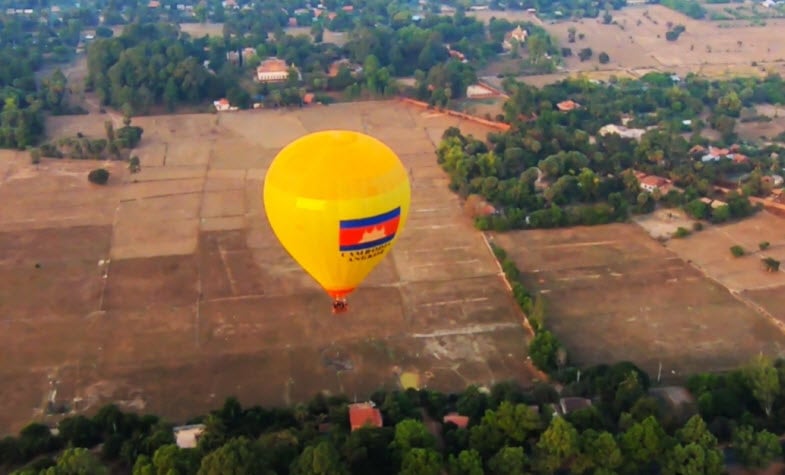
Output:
[[263, 130, 411, 314]]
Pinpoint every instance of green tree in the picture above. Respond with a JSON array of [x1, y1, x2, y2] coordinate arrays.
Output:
[[42, 448, 108, 475], [574, 429, 622, 473], [598, 52, 610, 64], [447, 449, 483, 475], [390, 419, 436, 454], [535, 417, 580, 473], [619, 416, 670, 473], [732, 426, 783, 469], [662, 442, 723, 475], [399, 448, 442, 475], [745, 354, 779, 417], [487, 446, 527, 475], [291, 440, 348, 475], [198, 437, 271, 475]]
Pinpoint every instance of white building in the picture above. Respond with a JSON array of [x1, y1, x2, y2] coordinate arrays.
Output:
[[173, 424, 205, 449], [256, 58, 300, 83]]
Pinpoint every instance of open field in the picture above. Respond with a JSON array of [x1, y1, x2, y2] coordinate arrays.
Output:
[[473, 5, 785, 86], [657, 212, 785, 329], [0, 101, 535, 434], [492, 223, 785, 379], [541, 5, 785, 75]]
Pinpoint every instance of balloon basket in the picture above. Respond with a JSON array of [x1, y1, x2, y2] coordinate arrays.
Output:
[[332, 298, 349, 314]]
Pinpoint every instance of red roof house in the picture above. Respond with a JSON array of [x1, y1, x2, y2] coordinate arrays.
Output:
[[349, 403, 383, 431], [442, 413, 469, 429]]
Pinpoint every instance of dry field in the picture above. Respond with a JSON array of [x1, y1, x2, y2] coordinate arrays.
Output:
[[0, 101, 535, 435], [179, 22, 224, 37], [658, 212, 785, 327], [541, 5, 785, 76], [178, 22, 348, 45], [492, 223, 785, 380]]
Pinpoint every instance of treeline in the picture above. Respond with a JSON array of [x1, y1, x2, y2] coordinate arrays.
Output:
[[3, 352, 785, 475], [655, 0, 708, 19], [0, 12, 90, 149]]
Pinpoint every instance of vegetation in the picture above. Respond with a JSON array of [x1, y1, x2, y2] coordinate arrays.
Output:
[[658, 0, 707, 19], [3, 350, 785, 475], [434, 71, 784, 231], [730, 245, 745, 257], [87, 168, 110, 185]]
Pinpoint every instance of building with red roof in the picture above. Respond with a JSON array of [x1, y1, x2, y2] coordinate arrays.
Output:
[[348, 402, 383, 431]]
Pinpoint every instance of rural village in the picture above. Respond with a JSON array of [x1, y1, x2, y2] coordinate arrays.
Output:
[[1, 0, 785, 472]]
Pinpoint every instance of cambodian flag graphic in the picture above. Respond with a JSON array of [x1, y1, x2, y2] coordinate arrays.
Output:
[[339, 207, 401, 252]]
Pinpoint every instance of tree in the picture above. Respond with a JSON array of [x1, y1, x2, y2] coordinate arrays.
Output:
[[576, 430, 622, 473], [745, 354, 779, 417], [535, 417, 579, 473], [578, 48, 593, 61], [42, 448, 108, 475], [129, 156, 141, 174], [29, 147, 41, 165], [291, 440, 348, 475], [487, 446, 527, 475], [661, 442, 724, 475], [446, 449, 483, 475], [730, 245, 745, 258], [390, 419, 436, 455], [58, 416, 100, 449], [732, 426, 783, 469], [619, 416, 670, 473], [399, 448, 442, 475], [198, 437, 272, 475], [762, 257, 780, 272], [88, 169, 110, 185], [568, 26, 577, 43], [598, 52, 610, 64], [528, 330, 561, 372]]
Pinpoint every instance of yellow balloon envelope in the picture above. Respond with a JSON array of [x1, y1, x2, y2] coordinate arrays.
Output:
[[263, 130, 410, 311]]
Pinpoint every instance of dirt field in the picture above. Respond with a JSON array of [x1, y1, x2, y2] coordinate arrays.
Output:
[[543, 5, 785, 76], [473, 5, 785, 87], [492, 223, 785, 380], [0, 101, 535, 435], [656, 211, 785, 328]]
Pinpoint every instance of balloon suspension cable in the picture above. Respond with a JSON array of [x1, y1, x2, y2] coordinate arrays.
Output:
[[332, 298, 349, 314]]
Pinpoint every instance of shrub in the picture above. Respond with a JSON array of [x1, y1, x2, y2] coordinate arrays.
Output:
[[673, 227, 691, 238], [730, 245, 745, 257], [759, 241, 770, 251], [88, 168, 110, 185], [692, 221, 703, 231]]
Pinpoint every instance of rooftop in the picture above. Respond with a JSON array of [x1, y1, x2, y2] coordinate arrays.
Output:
[[349, 402, 383, 431]]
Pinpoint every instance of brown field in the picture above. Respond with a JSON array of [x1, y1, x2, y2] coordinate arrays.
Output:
[[658, 211, 785, 328], [472, 5, 785, 86], [0, 101, 536, 435], [540, 5, 785, 75], [492, 223, 785, 379]]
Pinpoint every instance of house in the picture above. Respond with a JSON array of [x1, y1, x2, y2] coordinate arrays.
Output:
[[763, 174, 784, 187], [213, 98, 238, 111], [288, 17, 298, 27], [327, 59, 361, 78], [503, 25, 528, 50], [466, 83, 499, 99], [348, 402, 383, 431], [173, 424, 205, 449], [730, 153, 749, 164], [640, 175, 670, 193], [598, 124, 647, 140], [341, 5, 354, 12], [446, 46, 467, 63], [148, 0, 160, 7], [443, 413, 469, 429], [256, 58, 299, 83], [558, 397, 592, 415], [303, 93, 315, 104], [556, 100, 580, 112], [701, 146, 730, 162]]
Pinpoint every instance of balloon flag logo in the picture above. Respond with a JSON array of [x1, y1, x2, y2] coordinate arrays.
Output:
[[263, 130, 411, 314]]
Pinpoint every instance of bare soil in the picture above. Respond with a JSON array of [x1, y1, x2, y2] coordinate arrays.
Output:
[[0, 101, 536, 434]]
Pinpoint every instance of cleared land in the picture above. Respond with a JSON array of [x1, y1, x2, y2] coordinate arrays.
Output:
[[493, 223, 785, 380], [0, 101, 535, 435], [472, 5, 785, 85]]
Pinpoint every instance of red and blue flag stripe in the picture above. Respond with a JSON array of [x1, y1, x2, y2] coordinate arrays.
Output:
[[339, 207, 401, 252]]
